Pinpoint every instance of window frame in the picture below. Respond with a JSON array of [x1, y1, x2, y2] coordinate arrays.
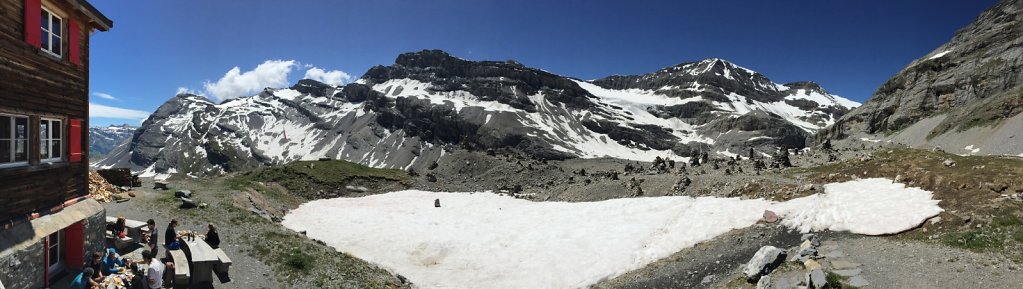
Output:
[[46, 229, 65, 275], [40, 117, 63, 163], [40, 6, 63, 58], [0, 113, 31, 168]]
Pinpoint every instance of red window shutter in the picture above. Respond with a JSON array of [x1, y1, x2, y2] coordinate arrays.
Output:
[[24, 0, 41, 48], [69, 119, 82, 162], [69, 21, 81, 65]]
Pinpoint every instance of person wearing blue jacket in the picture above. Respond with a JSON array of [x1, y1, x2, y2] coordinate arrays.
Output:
[[102, 247, 126, 274]]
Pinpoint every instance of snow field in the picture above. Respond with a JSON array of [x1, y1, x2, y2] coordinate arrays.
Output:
[[283, 178, 942, 289]]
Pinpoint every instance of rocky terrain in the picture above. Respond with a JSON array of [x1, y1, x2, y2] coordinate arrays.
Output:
[[824, 0, 1023, 157], [89, 124, 136, 160], [94, 50, 856, 178]]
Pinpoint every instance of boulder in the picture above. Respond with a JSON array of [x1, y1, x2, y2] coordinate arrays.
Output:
[[943, 159, 956, 167], [762, 210, 779, 223], [180, 197, 197, 209], [806, 268, 827, 289], [744, 246, 786, 282], [803, 259, 822, 271], [154, 181, 169, 190], [175, 190, 192, 198], [755, 275, 772, 289], [796, 240, 818, 262], [345, 185, 369, 193]]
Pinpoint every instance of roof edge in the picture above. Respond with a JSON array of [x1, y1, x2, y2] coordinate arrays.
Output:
[[65, 0, 113, 31]]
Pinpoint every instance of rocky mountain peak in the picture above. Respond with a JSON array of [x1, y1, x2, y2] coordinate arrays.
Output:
[[291, 78, 337, 97], [393, 49, 467, 69], [782, 81, 828, 95]]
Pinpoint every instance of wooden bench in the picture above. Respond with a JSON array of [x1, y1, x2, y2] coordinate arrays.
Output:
[[168, 250, 191, 285], [213, 248, 232, 275]]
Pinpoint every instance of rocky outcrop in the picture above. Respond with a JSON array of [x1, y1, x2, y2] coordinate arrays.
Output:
[[824, 0, 1023, 156]]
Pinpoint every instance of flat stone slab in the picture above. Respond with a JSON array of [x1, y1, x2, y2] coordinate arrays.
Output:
[[824, 250, 846, 258], [848, 276, 870, 287], [829, 259, 862, 270], [832, 268, 862, 277]]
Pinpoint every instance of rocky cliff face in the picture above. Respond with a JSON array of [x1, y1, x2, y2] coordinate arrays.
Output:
[[96, 50, 858, 177], [825, 0, 1023, 156]]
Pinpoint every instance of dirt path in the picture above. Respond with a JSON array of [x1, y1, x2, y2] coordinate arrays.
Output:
[[826, 236, 1023, 288]]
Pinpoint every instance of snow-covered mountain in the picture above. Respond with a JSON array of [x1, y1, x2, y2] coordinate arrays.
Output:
[[89, 124, 136, 160], [95, 50, 858, 177]]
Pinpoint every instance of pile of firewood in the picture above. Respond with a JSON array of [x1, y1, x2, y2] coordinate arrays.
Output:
[[89, 171, 133, 202]]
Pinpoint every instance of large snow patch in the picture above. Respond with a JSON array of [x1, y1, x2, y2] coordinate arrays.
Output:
[[282, 178, 941, 289]]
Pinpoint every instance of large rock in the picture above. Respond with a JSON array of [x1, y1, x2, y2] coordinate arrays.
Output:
[[806, 268, 827, 289], [744, 245, 786, 282], [174, 190, 192, 198]]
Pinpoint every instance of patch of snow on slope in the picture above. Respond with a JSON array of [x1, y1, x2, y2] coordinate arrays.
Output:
[[785, 89, 860, 108], [282, 178, 941, 289], [964, 145, 980, 154], [928, 50, 952, 60], [773, 178, 943, 235], [372, 79, 520, 112]]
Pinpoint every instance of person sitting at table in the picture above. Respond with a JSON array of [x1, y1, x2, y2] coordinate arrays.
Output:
[[71, 267, 100, 289], [103, 247, 125, 275], [164, 219, 179, 249], [113, 216, 127, 237], [204, 223, 221, 249], [127, 262, 146, 289], [87, 251, 105, 279]]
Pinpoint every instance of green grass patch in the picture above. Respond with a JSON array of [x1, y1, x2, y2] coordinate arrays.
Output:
[[228, 159, 408, 196], [285, 247, 314, 272], [943, 230, 1004, 250]]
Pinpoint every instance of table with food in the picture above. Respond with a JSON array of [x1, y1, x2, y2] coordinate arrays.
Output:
[[98, 265, 136, 289]]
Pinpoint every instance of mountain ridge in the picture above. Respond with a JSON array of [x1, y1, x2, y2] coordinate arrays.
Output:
[[95, 50, 858, 177]]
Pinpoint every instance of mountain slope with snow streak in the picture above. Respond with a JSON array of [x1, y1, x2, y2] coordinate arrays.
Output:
[[99, 50, 858, 177]]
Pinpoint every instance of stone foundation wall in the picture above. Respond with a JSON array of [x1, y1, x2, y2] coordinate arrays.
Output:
[[0, 205, 106, 289], [0, 240, 45, 289], [83, 207, 106, 260]]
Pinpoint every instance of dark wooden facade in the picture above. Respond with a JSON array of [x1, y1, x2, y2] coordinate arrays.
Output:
[[0, 0, 112, 222]]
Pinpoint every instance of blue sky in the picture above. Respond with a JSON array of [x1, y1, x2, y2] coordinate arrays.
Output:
[[87, 0, 996, 127]]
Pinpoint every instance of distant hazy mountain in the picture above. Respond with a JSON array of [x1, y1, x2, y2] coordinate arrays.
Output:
[[95, 50, 857, 177], [824, 0, 1023, 156], [89, 124, 136, 161]]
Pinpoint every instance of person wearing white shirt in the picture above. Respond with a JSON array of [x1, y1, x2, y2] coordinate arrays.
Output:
[[142, 250, 165, 289]]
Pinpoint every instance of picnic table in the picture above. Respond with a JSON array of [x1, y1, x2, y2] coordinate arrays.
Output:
[[105, 216, 149, 240], [180, 238, 219, 284], [99, 270, 134, 289]]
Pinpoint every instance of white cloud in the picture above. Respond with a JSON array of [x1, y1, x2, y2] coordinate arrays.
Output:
[[202, 60, 297, 102], [89, 103, 151, 120], [303, 67, 352, 86], [92, 92, 117, 100], [176, 87, 198, 95]]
